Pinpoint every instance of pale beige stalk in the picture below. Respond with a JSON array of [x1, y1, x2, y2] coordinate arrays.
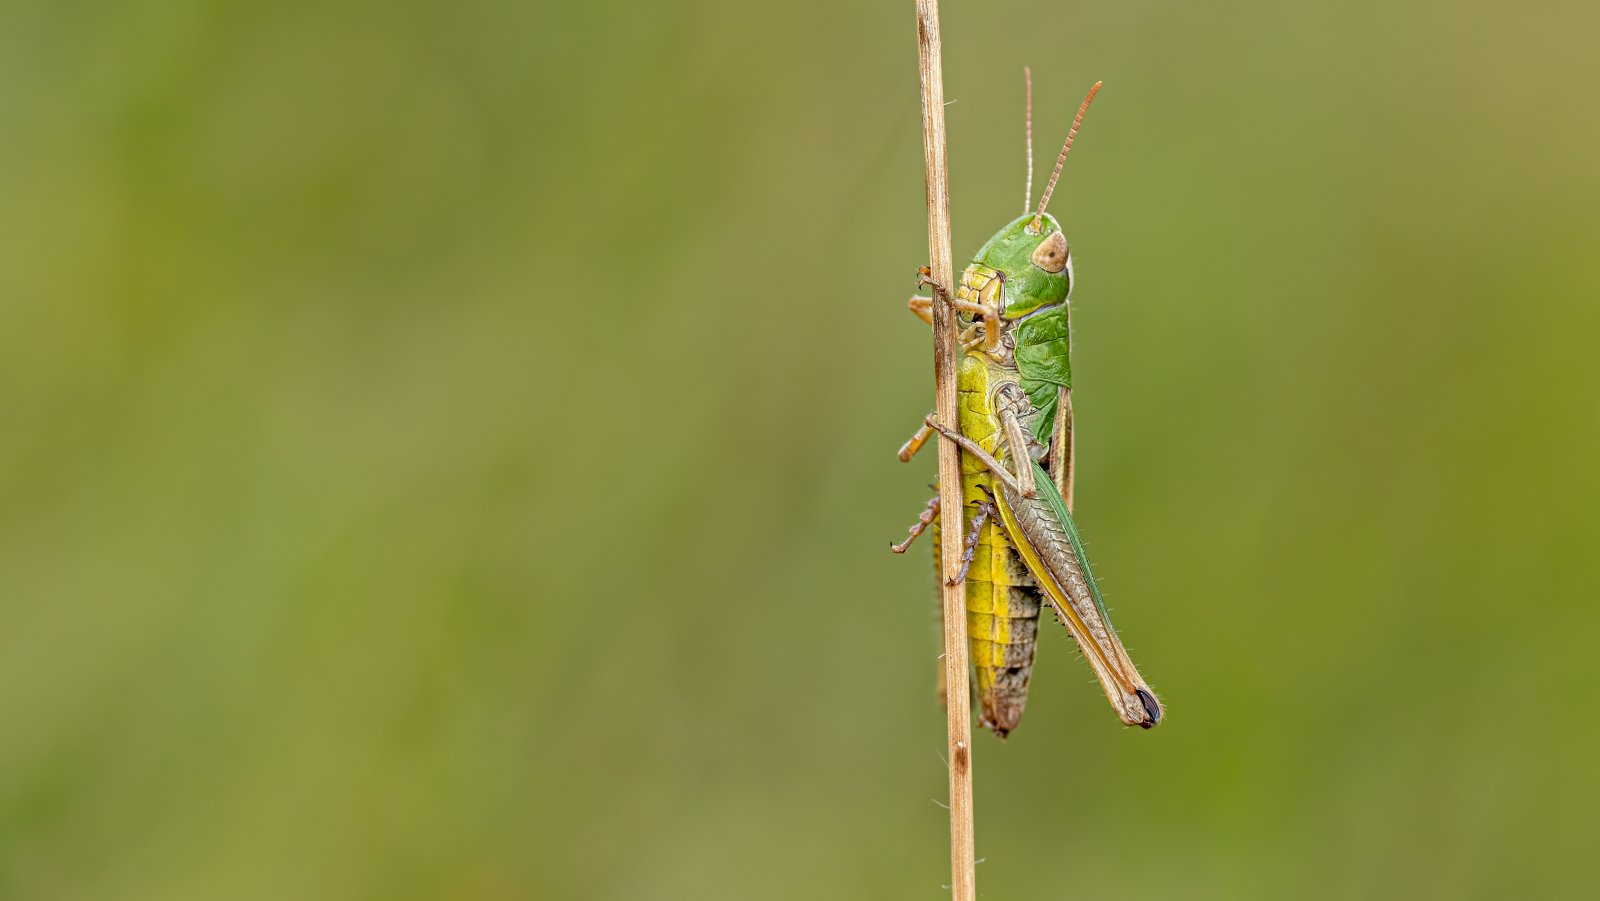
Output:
[[913, 2, 976, 900]]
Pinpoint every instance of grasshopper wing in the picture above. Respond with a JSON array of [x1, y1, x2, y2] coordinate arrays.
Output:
[[993, 463, 1162, 728]]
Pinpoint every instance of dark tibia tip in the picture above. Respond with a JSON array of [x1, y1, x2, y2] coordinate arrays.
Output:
[[1135, 689, 1162, 728]]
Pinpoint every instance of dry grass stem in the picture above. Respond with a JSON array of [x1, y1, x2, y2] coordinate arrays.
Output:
[[913, 2, 976, 899]]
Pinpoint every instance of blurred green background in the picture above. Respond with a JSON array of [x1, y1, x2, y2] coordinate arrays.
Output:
[[2, 1, 1598, 898]]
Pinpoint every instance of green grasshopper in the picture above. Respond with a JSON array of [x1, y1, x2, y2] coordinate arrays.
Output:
[[893, 78, 1162, 734]]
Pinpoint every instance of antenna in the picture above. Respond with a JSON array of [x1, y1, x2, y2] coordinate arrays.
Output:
[[1023, 67, 1034, 213], [1032, 80, 1102, 230]]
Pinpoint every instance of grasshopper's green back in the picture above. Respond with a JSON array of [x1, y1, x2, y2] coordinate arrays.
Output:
[[955, 213, 1075, 445]]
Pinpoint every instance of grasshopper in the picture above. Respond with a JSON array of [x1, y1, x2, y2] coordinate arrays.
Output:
[[893, 78, 1162, 734]]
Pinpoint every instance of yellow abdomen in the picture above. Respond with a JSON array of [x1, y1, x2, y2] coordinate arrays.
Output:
[[941, 354, 1043, 736]]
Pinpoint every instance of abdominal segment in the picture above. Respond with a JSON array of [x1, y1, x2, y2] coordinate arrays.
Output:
[[962, 506, 1041, 737]]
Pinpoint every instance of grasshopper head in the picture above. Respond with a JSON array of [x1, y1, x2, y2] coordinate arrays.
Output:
[[963, 78, 1102, 324], [971, 212, 1072, 319]]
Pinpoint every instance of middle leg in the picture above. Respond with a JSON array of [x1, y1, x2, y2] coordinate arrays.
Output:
[[889, 494, 940, 554], [947, 501, 997, 585]]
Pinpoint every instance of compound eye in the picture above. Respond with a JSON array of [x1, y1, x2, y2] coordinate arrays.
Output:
[[1031, 231, 1069, 273]]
